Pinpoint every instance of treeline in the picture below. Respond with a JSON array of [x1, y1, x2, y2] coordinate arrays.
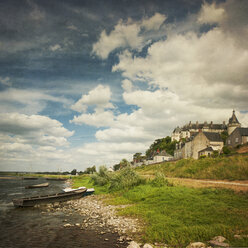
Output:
[[145, 136, 177, 158]]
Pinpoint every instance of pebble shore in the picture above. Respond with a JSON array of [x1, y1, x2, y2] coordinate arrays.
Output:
[[39, 195, 237, 248]]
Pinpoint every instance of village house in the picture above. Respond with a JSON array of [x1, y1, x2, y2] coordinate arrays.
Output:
[[226, 127, 248, 148], [174, 131, 224, 160], [153, 150, 174, 163]]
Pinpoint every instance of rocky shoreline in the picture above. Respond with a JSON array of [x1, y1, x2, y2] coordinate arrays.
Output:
[[38, 195, 237, 248]]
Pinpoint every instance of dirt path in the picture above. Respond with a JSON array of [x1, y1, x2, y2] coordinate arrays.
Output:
[[168, 177, 248, 192]]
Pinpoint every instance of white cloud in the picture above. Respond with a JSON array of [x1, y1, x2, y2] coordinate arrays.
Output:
[[197, 2, 226, 24], [0, 77, 12, 87], [0, 112, 74, 171], [49, 44, 62, 52], [0, 88, 71, 115], [113, 27, 248, 109], [71, 110, 115, 127], [122, 79, 133, 92], [141, 13, 166, 31], [92, 13, 166, 59], [71, 84, 114, 112]]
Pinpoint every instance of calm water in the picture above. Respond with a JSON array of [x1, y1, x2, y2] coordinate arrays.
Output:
[[0, 177, 127, 248]]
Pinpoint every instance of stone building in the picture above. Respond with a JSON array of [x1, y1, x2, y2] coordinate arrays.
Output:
[[153, 150, 174, 163], [226, 127, 248, 148], [198, 147, 214, 157], [227, 110, 241, 135], [171, 121, 227, 142], [174, 131, 224, 159]]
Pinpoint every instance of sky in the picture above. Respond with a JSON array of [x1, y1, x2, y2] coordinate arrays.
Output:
[[0, 0, 247, 172]]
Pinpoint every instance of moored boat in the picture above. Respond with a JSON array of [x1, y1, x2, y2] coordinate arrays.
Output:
[[13, 188, 87, 207], [25, 182, 49, 189], [63, 187, 95, 196]]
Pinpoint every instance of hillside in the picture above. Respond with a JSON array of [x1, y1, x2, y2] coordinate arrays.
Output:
[[135, 154, 248, 180]]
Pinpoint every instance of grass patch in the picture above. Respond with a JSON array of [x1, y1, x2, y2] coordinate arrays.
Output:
[[136, 155, 248, 180], [109, 185, 248, 247], [72, 171, 248, 247]]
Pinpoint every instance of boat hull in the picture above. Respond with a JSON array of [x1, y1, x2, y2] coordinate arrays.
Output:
[[13, 188, 86, 207], [25, 183, 49, 189]]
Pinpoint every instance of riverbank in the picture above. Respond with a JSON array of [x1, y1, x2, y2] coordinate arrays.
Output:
[[40, 195, 141, 246], [71, 169, 248, 247]]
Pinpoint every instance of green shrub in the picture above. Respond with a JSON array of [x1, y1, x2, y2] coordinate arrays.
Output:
[[109, 166, 145, 191], [223, 146, 231, 155], [151, 172, 173, 187], [90, 165, 111, 186], [199, 155, 206, 159]]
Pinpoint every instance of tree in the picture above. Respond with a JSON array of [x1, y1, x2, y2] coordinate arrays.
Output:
[[119, 159, 130, 169], [221, 131, 228, 144], [71, 169, 77, 175], [223, 146, 231, 155], [145, 136, 177, 158], [133, 153, 142, 162], [113, 163, 121, 171]]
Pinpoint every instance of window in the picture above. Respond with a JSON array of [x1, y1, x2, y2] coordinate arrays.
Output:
[[235, 138, 239, 143], [227, 140, 230, 144]]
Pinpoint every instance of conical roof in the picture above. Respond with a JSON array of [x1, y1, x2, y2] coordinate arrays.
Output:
[[229, 110, 240, 124]]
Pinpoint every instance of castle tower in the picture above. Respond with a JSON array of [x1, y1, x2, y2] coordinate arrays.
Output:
[[227, 110, 241, 135]]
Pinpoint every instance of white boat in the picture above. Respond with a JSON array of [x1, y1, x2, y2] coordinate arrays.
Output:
[[63, 187, 95, 196], [63, 186, 86, 192]]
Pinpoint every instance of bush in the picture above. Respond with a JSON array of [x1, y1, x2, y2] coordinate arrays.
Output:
[[151, 172, 173, 187], [90, 166, 111, 186], [109, 166, 145, 191], [223, 146, 231, 155], [199, 155, 206, 159], [211, 151, 219, 158]]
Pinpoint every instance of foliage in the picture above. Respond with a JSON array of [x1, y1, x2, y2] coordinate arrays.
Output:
[[150, 172, 173, 187], [199, 155, 207, 159], [221, 130, 229, 143], [145, 136, 177, 158], [223, 146, 231, 155], [119, 158, 130, 169], [109, 166, 145, 191], [90, 165, 144, 191], [70, 169, 77, 175], [90, 165, 111, 186], [113, 163, 121, 171], [211, 150, 219, 158], [85, 165, 96, 174]]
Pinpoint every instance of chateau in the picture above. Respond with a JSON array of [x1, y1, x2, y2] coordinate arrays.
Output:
[[173, 111, 243, 159]]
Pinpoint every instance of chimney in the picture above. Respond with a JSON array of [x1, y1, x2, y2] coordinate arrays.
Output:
[[223, 121, 226, 125], [196, 121, 199, 127]]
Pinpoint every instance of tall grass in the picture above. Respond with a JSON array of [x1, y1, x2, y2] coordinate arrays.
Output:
[[136, 155, 248, 180], [90, 166, 145, 192], [108, 184, 248, 247], [72, 166, 248, 247]]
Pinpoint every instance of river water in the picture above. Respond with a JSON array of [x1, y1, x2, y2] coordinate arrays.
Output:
[[0, 177, 128, 248]]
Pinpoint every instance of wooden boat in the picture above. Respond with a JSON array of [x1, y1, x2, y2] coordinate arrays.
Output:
[[63, 187, 95, 196], [25, 182, 49, 189], [63, 186, 86, 192], [13, 188, 87, 207]]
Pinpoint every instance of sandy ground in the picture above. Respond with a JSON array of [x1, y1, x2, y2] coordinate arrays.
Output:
[[168, 177, 248, 192]]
